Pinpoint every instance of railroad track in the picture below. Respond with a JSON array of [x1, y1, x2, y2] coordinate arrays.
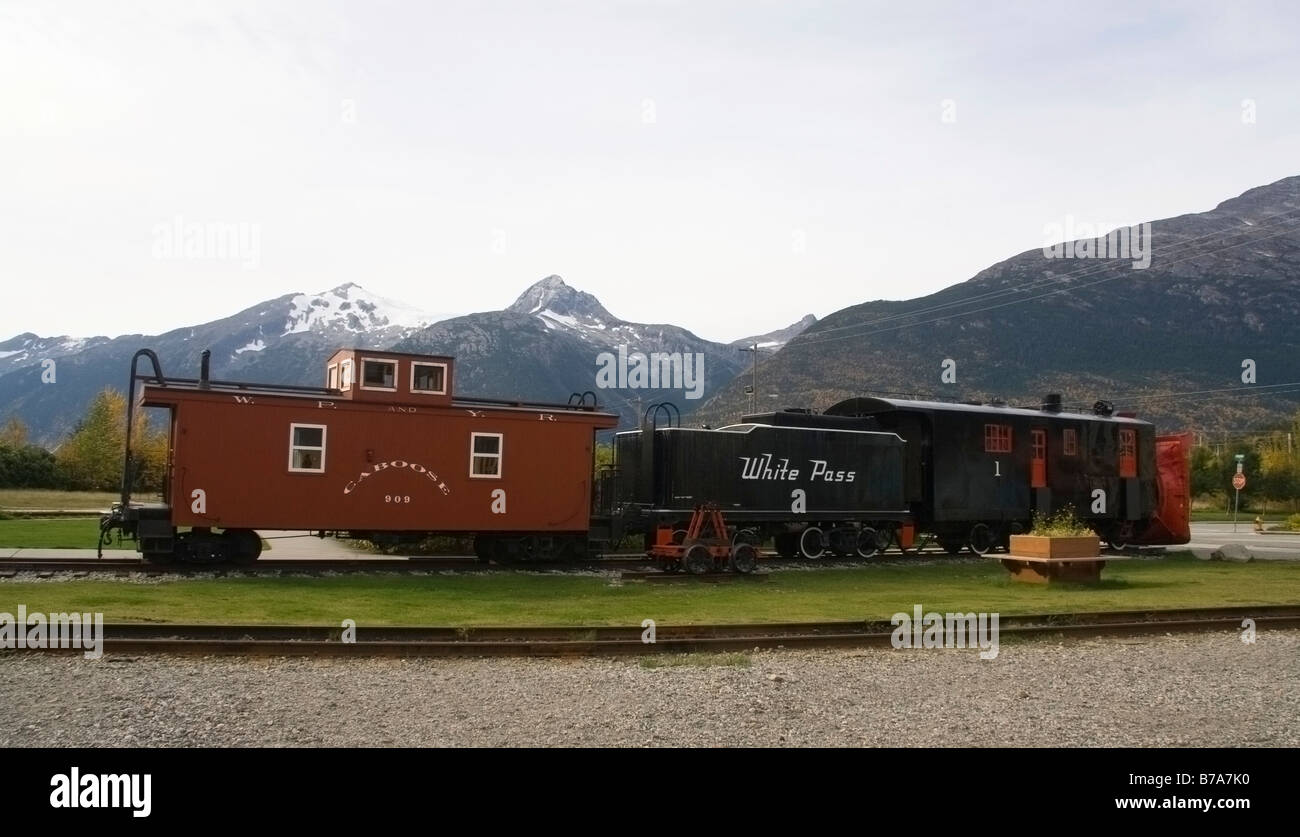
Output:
[[16, 605, 1299, 658], [0, 556, 654, 574], [0, 548, 990, 575]]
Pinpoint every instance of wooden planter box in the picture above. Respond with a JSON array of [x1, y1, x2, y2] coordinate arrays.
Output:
[[1008, 534, 1100, 560]]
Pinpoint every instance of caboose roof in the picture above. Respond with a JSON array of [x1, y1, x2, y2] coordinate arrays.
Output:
[[826, 396, 1152, 426]]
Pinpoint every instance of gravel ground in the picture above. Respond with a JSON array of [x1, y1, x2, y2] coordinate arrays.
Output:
[[2, 630, 1296, 747]]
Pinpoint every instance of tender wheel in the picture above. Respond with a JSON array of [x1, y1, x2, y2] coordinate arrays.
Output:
[[774, 533, 799, 559], [967, 523, 995, 556], [684, 544, 714, 575], [223, 529, 263, 564], [732, 528, 761, 547], [798, 526, 824, 559], [856, 527, 880, 559], [730, 543, 758, 574]]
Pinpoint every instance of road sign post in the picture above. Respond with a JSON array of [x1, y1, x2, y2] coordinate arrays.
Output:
[[1233, 455, 1246, 532]]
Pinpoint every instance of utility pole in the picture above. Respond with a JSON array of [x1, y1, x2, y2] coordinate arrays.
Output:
[[738, 343, 758, 416]]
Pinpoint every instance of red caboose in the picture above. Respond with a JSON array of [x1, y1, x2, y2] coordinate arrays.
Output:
[[102, 348, 617, 563]]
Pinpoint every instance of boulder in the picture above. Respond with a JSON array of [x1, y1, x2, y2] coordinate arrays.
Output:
[[1210, 544, 1254, 563]]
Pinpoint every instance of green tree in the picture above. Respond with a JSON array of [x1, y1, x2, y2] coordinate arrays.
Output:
[[56, 390, 169, 492]]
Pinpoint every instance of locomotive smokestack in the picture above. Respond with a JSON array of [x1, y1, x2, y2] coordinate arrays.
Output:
[[1042, 393, 1062, 412], [199, 350, 211, 389]]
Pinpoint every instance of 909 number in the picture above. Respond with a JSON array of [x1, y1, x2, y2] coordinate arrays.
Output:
[[384, 495, 411, 504]]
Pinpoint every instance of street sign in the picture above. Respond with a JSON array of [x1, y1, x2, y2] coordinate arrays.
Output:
[[1233, 473, 1246, 490]]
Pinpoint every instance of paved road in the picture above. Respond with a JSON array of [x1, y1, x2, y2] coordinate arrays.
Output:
[[1186, 522, 1300, 560]]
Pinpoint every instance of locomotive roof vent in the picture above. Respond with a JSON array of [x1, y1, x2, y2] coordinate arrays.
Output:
[[1041, 393, 1062, 412], [1093, 399, 1114, 417]]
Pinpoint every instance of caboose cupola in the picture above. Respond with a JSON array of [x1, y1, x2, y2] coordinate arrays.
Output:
[[324, 349, 454, 405]]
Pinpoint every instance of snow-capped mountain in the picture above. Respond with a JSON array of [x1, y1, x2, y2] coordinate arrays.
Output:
[[730, 314, 818, 351], [0, 283, 438, 442], [0, 276, 789, 441], [280, 283, 435, 337], [395, 276, 752, 424], [0, 333, 112, 376]]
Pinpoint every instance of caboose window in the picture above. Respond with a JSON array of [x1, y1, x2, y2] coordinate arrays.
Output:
[[327, 364, 339, 390], [983, 424, 1012, 453], [340, 360, 354, 389], [361, 359, 397, 390], [411, 362, 447, 395], [288, 424, 327, 473], [1063, 428, 1078, 456], [470, 433, 502, 478]]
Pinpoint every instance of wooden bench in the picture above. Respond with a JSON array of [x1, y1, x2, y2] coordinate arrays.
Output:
[[999, 554, 1117, 584]]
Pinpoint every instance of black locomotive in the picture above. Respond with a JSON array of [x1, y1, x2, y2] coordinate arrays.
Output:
[[599, 394, 1191, 558]]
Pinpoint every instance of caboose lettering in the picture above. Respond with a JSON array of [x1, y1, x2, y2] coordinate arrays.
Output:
[[343, 460, 453, 495]]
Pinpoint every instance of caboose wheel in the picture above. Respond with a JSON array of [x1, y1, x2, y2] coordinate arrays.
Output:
[[856, 527, 880, 559], [223, 529, 262, 564], [798, 526, 824, 559], [685, 544, 713, 575], [967, 524, 995, 556], [730, 543, 758, 574]]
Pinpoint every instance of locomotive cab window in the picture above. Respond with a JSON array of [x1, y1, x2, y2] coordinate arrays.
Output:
[[470, 433, 502, 478], [361, 359, 397, 391], [1063, 428, 1078, 456], [288, 424, 327, 473], [411, 362, 447, 395], [1119, 428, 1137, 478], [984, 424, 1012, 453]]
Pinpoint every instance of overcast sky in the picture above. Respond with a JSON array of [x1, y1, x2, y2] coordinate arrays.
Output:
[[2, 0, 1298, 343]]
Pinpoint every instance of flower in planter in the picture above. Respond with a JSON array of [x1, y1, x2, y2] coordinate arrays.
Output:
[[1028, 507, 1095, 538]]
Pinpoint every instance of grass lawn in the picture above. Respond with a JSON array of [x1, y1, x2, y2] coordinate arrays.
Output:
[[0, 553, 1296, 626], [0, 518, 271, 551], [0, 517, 102, 548], [0, 489, 126, 511]]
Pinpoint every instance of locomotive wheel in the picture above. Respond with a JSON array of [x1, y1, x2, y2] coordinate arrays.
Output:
[[774, 533, 799, 559], [730, 543, 758, 574], [856, 527, 880, 559], [798, 526, 824, 559], [685, 544, 714, 575], [967, 524, 995, 556], [828, 526, 857, 557]]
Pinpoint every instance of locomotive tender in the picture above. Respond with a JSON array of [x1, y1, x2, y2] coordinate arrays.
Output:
[[101, 347, 1190, 566]]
